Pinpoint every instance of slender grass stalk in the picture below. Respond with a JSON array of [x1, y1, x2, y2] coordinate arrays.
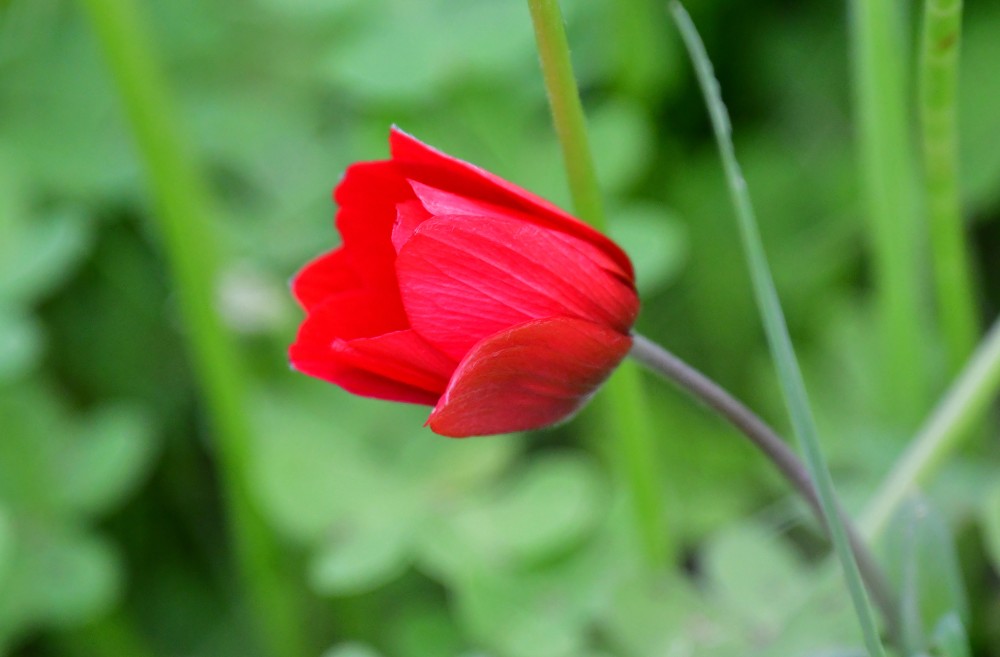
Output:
[[527, 0, 670, 566], [849, 0, 929, 423], [670, 4, 887, 655], [920, 0, 979, 373], [863, 316, 1000, 539], [77, 1, 305, 656], [630, 335, 899, 634]]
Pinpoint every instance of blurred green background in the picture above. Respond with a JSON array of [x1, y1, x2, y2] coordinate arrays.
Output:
[[1, 0, 998, 655]]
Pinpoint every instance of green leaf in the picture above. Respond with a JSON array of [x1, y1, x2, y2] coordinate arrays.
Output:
[[0, 383, 155, 519], [0, 381, 151, 646], [404, 432, 518, 495], [980, 482, 1000, 575], [0, 159, 92, 305], [453, 544, 612, 657], [695, 522, 865, 655], [253, 384, 525, 598], [0, 25, 135, 198], [387, 604, 466, 657], [321, 643, 383, 657], [419, 454, 608, 573], [250, 388, 391, 540], [308, 511, 415, 596], [0, 208, 93, 305], [885, 497, 968, 654], [931, 613, 971, 657], [482, 454, 607, 563], [0, 505, 11, 587], [587, 99, 654, 194], [0, 526, 121, 643], [0, 308, 42, 382], [607, 204, 688, 295], [704, 523, 809, 628], [54, 404, 157, 517], [602, 570, 706, 657], [323, 0, 535, 102]]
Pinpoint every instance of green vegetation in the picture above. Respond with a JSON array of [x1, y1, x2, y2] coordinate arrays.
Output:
[[0, 0, 998, 655]]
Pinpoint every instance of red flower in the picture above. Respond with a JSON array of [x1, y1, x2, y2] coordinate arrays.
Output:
[[289, 128, 638, 437]]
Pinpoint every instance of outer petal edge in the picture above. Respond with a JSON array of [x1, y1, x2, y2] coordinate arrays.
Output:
[[389, 126, 635, 279], [427, 316, 632, 437]]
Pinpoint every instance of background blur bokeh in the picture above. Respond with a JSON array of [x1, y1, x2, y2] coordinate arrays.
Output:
[[1, 0, 999, 655]]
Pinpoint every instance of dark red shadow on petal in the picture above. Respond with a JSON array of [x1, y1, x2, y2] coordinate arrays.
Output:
[[427, 317, 632, 437]]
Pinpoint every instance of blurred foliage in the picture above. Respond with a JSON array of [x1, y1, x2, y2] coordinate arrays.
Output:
[[0, 0, 998, 656]]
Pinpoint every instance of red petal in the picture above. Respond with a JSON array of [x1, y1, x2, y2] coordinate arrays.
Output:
[[392, 199, 431, 253], [290, 338, 440, 406], [405, 181, 630, 280], [331, 330, 455, 396], [427, 317, 631, 437], [296, 287, 408, 343], [291, 248, 360, 311], [292, 357, 440, 406], [389, 126, 634, 279], [333, 160, 414, 294], [290, 297, 442, 404], [395, 214, 639, 361]]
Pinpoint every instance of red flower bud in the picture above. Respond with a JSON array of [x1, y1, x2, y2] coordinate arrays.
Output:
[[289, 128, 638, 437]]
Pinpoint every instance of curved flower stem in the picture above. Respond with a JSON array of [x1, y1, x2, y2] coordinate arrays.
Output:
[[527, 0, 670, 566], [630, 334, 899, 639]]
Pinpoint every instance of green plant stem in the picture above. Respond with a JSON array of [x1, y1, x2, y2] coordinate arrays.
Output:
[[527, 0, 669, 566], [849, 0, 929, 423], [527, 0, 605, 230], [863, 316, 1000, 539], [77, 1, 305, 656], [920, 0, 979, 373], [670, 4, 887, 655], [604, 360, 668, 563], [630, 335, 900, 635]]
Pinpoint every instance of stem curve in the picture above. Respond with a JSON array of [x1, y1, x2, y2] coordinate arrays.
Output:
[[629, 333, 899, 638]]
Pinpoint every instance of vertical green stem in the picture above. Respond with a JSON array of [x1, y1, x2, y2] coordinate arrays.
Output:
[[849, 0, 929, 423], [863, 316, 1000, 539], [670, 4, 887, 655], [77, 1, 305, 656], [920, 0, 979, 373], [605, 360, 669, 563], [527, 0, 606, 230], [527, 0, 669, 566]]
